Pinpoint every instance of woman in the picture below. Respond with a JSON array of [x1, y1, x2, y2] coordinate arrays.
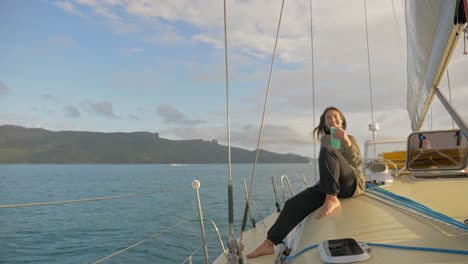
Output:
[[246, 106, 365, 258]]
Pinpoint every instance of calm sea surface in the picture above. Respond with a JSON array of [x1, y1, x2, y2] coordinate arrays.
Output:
[[0, 164, 316, 264]]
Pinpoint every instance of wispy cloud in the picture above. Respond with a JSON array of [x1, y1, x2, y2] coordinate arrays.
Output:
[[157, 104, 206, 126], [41, 93, 60, 102], [128, 114, 139, 121], [123, 48, 144, 55], [143, 25, 188, 45], [73, 0, 141, 34], [0, 81, 10, 95], [83, 100, 119, 119], [63, 105, 80, 119], [54, 1, 85, 17]]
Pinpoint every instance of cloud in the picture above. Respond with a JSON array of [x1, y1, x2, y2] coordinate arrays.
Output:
[[0, 81, 10, 95], [123, 48, 144, 55], [54, 1, 85, 17], [157, 104, 206, 126], [30, 0, 468, 157], [41, 93, 60, 102], [64, 105, 80, 119], [83, 100, 119, 119], [143, 25, 188, 45], [52, 0, 408, 67], [72, 0, 142, 34], [128, 114, 139, 121]]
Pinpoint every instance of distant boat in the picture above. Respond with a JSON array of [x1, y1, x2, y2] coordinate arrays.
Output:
[[170, 163, 189, 167]]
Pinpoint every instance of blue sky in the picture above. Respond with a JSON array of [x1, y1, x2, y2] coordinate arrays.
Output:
[[1, 0, 467, 157]]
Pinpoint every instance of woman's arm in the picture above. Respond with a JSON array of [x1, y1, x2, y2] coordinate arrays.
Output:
[[341, 136, 361, 167]]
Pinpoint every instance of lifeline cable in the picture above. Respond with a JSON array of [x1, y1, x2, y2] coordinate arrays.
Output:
[[93, 213, 199, 263], [0, 185, 187, 209]]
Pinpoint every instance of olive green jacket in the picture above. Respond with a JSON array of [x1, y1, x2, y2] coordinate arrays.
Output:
[[320, 134, 365, 196]]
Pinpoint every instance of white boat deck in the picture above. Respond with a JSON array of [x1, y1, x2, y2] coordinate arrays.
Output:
[[229, 176, 468, 264]]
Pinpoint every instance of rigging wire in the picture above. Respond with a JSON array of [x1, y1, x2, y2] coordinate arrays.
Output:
[[222, 0, 235, 243], [243, 178, 266, 229], [0, 186, 187, 209], [447, 70, 455, 129], [363, 0, 376, 143], [92, 213, 199, 264], [391, 0, 407, 71], [309, 0, 318, 183], [239, 0, 286, 246]]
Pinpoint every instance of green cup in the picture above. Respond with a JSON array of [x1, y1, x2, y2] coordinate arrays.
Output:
[[330, 127, 342, 149]]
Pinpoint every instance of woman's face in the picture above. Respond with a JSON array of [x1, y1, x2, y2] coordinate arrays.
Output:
[[324, 110, 343, 129]]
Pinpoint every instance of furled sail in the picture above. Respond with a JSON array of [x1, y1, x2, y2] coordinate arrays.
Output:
[[406, 0, 466, 131]]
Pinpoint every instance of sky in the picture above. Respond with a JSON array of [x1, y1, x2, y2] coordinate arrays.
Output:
[[1, 0, 467, 158]]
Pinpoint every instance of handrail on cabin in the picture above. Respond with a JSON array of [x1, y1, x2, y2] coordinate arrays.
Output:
[[363, 138, 407, 161]]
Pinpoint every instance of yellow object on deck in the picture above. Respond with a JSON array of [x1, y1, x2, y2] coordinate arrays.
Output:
[[383, 151, 406, 169]]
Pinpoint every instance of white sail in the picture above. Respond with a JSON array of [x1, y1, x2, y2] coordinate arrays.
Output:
[[406, 0, 466, 131]]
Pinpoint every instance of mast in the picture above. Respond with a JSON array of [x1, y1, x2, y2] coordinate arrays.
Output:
[[222, 0, 240, 262]]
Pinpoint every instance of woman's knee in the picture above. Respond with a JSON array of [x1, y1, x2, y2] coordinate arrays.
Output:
[[284, 195, 301, 208], [319, 145, 337, 161]]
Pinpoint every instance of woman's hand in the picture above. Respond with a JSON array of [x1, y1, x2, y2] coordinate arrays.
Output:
[[333, 127, 352, 148]]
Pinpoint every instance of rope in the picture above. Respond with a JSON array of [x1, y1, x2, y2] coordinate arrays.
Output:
[[365, 183, 468, 231], [0, 186, 188, 209], [367, 243, 468, 255], [281, 242, 468, 261], [282, 243, 319, 260], [93, 213, 199, 264], [240, 0, 286, 244]]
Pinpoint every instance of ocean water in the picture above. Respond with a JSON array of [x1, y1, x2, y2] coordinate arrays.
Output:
[[0, 164, 316, 264]]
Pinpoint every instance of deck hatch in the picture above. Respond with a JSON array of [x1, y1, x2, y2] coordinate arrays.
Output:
[[407, 130, 468, 172]]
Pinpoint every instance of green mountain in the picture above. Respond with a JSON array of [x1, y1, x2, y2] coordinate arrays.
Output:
[[0, 125, 309, 164]]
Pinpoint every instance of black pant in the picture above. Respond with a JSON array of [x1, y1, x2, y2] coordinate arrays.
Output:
[[267, 146, 357, 245]]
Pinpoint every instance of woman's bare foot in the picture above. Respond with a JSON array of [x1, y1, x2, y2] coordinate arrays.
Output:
[[246, 239, 274, 258], [316, 194, 341, 219]]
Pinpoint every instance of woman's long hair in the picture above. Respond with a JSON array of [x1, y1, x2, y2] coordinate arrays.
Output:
[[313, 106, 347, 139]]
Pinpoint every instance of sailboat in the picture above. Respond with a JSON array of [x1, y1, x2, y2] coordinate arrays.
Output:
[[207, 0, 468, 263]]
